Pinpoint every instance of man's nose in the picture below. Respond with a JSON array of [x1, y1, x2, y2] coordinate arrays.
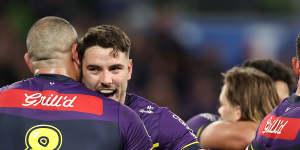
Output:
[[100, 70, 113, 85]]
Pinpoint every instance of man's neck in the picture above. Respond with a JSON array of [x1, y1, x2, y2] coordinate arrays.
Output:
[[34, 68, 78, 81]]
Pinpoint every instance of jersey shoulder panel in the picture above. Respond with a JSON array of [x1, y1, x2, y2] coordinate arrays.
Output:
[[126, 94, 164, 142], [0, 78, 30, 93], [126, 93, 160, 111], [250, 95, 300, 150]]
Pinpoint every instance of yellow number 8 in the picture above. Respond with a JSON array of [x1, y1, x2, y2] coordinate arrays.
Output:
[[25, 124, 62, 150]]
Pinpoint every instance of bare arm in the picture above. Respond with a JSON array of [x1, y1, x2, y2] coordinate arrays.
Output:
[[200, 120, 258, 150]]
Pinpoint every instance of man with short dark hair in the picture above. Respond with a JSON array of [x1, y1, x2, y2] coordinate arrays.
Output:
[[77, 24, 202, 150]]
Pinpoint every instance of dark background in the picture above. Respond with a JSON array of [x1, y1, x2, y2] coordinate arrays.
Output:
[[1, 0, 299, 120]]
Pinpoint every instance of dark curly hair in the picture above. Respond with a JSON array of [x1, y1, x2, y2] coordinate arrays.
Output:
[[242, 59, 296, 92], [77, 25, 131, 62]]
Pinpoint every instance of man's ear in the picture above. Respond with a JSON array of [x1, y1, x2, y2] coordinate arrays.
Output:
[[128, 59, 133, 80], [71, 43, 80, 66], [292, 57, 299, 77], [234, 105, 242, 121], [24, 52, 33, 73]]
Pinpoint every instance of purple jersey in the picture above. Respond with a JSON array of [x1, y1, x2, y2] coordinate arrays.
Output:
[[125, 93, 201, 150], [249, 94, 300, 150], [186, 113, 220, 141], [0, 74, 152, 150]]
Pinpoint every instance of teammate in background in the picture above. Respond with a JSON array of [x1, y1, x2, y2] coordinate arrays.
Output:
[[77, 25, 202, 150], [242, 59, 296, 101], [189, 67, 280, 150], [247, 34, 300, 150], [0, 16, 152, 150], [187, 58, 295, 145]]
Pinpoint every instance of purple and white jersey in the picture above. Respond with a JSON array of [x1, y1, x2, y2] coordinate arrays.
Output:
[[249, 94, 300, 150], [0, 74, 152, 150], [125, 93, 201, 150]]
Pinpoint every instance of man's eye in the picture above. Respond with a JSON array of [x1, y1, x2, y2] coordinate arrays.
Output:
[[89, 68, 96, 71], [111, 66, 122, 71], [87, 66, 100, 72]]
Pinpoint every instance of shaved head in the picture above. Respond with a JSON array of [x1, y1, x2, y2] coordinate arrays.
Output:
[[26, 16, 78, 68]]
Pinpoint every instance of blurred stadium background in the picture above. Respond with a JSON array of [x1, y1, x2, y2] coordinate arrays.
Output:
[[1, 0, 300, 120]]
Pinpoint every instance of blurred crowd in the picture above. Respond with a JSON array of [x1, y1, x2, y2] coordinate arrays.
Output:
[[1, 0, 300, 120]]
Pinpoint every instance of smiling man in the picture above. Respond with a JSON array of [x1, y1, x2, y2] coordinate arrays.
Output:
[[80, 44, 129, 103], [77, 25, 202, 150]]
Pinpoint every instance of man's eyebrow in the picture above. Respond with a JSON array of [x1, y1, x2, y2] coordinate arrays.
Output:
[[86, 64, 100, 68], [108, 64, 124, 70], [111, 64, 123, 67]]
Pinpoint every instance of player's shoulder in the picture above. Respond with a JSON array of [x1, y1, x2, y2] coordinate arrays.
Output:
[[0, 78, 32, 93], [187, 113, 220, 124], [125, 93, 192, 124], [125, 93, 159, 108], [125, 93, 182, 120], [118, 100, 139, 116], [269, 94, 300, 117], [125, 93, 163, 114]]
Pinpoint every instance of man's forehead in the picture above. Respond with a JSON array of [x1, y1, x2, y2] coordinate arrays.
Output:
[[84, 46, 127, 58]]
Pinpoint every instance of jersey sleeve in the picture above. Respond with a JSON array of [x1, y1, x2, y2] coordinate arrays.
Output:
[[186, 113, 220, 140], [119, 104, 152, 150], [159, 108, 201, 150]]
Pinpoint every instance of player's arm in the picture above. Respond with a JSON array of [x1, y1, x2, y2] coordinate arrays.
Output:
[[200, 120, 257, 150], [159, 108, 201, 150], [186, 113, 220, 141], [119, 104, 152, 150]]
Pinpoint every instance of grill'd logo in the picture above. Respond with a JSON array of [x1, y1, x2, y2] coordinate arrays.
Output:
[[0, 89, 103, 115], [22, 92, 76, 108], [258, 114, 300, 140], [262, 116, 288, 134]]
